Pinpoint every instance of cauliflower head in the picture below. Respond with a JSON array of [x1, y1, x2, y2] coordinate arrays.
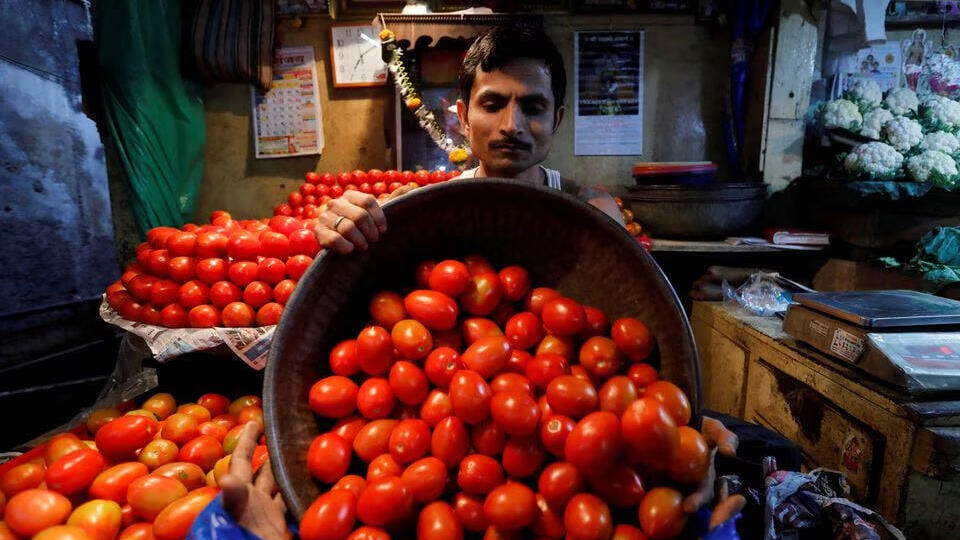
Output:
[[906, 150, 958, 187], [883, 87, 919, 115], [883, 116, 923, 151], [921, 95, 960, 132], [846, 79, 882, 107], [843, 142, 904, 179], [821, 99, 863, 131], [860, 108, 894, 140], [920, 131, 960, 155]]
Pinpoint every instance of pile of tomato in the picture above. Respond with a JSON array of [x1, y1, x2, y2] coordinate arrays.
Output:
[[275, 170, 460, 219], [299, 256, 708, 540], [104, 211, 324, 328], [612, 197, 652, 251], [0, 392, 265, 540]]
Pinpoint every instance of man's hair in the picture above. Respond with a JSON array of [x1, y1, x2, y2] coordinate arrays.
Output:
[[458, 22, 566, 113]]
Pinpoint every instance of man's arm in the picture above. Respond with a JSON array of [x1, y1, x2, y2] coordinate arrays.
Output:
[[568, 181, 626, 227]]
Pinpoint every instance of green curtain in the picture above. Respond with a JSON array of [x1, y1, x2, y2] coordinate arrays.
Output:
[[98, 0, 205, 234]]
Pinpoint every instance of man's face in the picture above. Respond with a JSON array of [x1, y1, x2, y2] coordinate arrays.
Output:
[[457, 58, 564, 177]]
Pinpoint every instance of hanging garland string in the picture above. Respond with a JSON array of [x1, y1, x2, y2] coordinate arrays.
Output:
[[380, 29, 471, 165]]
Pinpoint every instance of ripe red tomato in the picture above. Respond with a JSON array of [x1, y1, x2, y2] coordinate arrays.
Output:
[[196, 394, 229, 417], [430, 416, 469, 468], [178, 281, 210, 309], [505, 350, 532, 374], [4, 489, 73, 537], [539, 413, 574, 458], [256, 258, 286, 284], [226, 232, 260, 261], [138, 439, 179, 470], [211, 414, 239, 432], [164, 232, 196, 257], [188, 305, 220, 328], [195, 258, 227, 285], [288, 229, 319, 257], [524, 287, 562, 315], [461, 274, 503, 316], [330, 185, 345, 198], [621, 398, 679, 469], [160, 304, 188, 328], [525, 354, 569, 391], [536, 335, 576, 361], [352, 419, 399, 463], [423, 347, 461, 389], [457, 454, 503, 495], [391, 319, 433, 360], [152, 463, 205, 491], [417, 501, 462, 540], [146, 250, 170, 278], [564, 411, 621, 475], [388, 361, 429, 406], [221, 302, 254, 327], [178, 435, 223, 472], [461, 318, 503, 345], [498, 266, 530, 302], [541, 298, 586, 337], [611, 318, 654, 362], [162, 413, 199, 445], [255, 302, 283, 325], [564, 494, 612, 540], [627, 363, 659, 388], [643, 381, 691, 427], [272, 279, 296, 305], [309, 375, 359, 418], [387, 418, 430, 464], [86, 409, 121, 436], [126, 476, 187, 520], [454, 492, 487, 533], [490, 391, 539, 437], [638, 488, 686, 540], [404, 290, 458, 331], [462, 336, 511, 379], [448, 371, 492, 424], [369, 291, 406, 329], [44, 434, 86, 465], [356, 326, 393, 375], [419, 389, 453, 428], [504, 312, 542, 350], [490, 373, 533, 395], [166, 257, 196, 283], [668, 426, 710, 485], [307, 433, 351, 483], [598, 376, 638, 415], [95, 416, 157, 461], [242, 281, 273, 308], [330, 339, 360, 376], [148, 280, 179, 308], [332, 475, 366, 498], [195, 232, 228, 258], [274, 203, 294, 216], [89, 462, 148, 504], [208, 281, 241, 308], [356, 477, 413, 527], [582, 306, 609, 337], [148, 226, 179, 249], [357, 378, 395, 419], [579, 336, 623, 380], [461, 255, 493, 276], [428, 260, 471, 297], [588, 463, 646, 508], [530, 493, 564, 539], [537, 461, 582, 510], [545, 375, 598, 418], [483, 482, 537, 531], [44, 449, 105, 495], [319, 173, 337, 186], [197, 422, 227, 442], [151, 487, 218, 540], [501, 435, 545, 478], [400, 457, 446, 503], [366, 454, 401, 482], [66, 499, 122, 540]]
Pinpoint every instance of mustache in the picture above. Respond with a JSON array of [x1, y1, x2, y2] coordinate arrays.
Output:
[[489, 138, 532, 151]]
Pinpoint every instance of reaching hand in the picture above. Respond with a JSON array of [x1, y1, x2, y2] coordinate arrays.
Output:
[[219, 422, 290, 540], [314, 186, 415, 254], [683, 416, 741, 524]]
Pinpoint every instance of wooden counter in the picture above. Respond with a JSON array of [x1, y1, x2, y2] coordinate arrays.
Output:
[[691, 302, 960, 539]]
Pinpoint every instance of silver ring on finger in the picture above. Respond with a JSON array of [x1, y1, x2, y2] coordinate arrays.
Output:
[[333, 215, 348, 231]]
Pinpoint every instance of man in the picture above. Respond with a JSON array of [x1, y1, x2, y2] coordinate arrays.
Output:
[[211, 23, 744, 540]]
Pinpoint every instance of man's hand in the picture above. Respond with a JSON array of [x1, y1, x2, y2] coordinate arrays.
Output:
[[219, 422, 290, 540], [683, 416, 741, 522], [314, 186, 416, 254]]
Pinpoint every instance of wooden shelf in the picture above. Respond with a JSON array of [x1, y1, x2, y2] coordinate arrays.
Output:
[[650, 239, 824, 253]]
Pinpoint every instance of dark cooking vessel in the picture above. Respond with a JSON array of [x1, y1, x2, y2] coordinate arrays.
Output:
[[264, 179, 701, 519]]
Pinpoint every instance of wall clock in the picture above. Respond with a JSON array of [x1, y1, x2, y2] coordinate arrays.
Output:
[[329, 23, 388, 88]]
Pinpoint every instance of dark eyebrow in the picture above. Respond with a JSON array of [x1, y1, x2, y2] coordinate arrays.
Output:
[[518, 94, 550, 107], [475, 89, 507, 102]]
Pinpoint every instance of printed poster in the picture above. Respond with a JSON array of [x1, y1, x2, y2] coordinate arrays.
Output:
[[842, 42, 902, 93], [574, 30, 644, 156], [252, 46, 324, 159]]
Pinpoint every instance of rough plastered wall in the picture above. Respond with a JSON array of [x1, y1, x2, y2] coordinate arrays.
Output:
[[198, 14, 728, 220]]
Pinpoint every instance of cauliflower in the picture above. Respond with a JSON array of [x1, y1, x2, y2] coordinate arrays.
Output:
[[883, 116, 923, 151], [905, 150, 958, 187], [845, 79, 882, 108], [883, 87, 919, 115], [860, 108, 894, 140], [843, 142, 904, 179], [920, 131, 960, 155], [821, 99, 863, 131], [920, 95, 960, 132]]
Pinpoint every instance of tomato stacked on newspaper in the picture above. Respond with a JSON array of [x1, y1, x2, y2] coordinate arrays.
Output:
[[275, 169, 460, 218], [104, 210, 323, 328], [0, 391, 265, 540], [300, 256, 708, 540]]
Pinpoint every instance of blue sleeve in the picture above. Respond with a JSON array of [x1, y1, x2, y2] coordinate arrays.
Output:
[[187, 495, 275, 540]]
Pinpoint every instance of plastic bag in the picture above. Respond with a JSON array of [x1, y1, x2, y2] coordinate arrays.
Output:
[[187, 495, 262, 540], [723, 272, 794, 317]]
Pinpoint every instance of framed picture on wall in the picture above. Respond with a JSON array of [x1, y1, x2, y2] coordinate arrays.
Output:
[[574, 0, 690, 13]]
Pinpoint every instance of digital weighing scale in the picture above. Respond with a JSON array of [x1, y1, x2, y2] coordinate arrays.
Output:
[[783, 290, 960, 395]]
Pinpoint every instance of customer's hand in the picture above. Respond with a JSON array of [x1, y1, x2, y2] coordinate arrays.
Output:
[[219, 422, 290, 540], [690, 266, 765, 301], [314, 186, 416, 254], [683, 416, 740, 519]]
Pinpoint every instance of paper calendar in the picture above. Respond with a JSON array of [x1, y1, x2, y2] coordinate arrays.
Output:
[[251, 46, 325, 159]]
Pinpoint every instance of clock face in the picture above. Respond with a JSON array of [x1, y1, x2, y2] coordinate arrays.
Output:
[[331, 24, 388, 87]]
